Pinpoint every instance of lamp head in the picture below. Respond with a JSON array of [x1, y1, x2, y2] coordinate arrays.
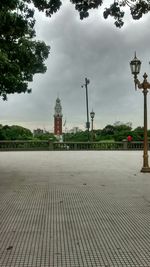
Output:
[[130, 52, 141, 77], [90, 110, 95, 119]]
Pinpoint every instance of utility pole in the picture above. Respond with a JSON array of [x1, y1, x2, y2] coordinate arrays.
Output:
[[82, 77, 90, 141]]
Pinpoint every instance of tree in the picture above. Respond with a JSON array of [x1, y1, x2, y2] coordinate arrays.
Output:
[[0, 125, 33, 140], [0, 0, 50, 100], [33, 129, 57, 141], [132, 126, 144, 141], [64, 131, 89, 142], [113, 124, 132, 141], [32, 0, 150, 28], [101, 125, 115, 135]]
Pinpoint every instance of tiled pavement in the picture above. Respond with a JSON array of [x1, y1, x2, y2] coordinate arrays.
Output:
[[0, 151, 150, 267]]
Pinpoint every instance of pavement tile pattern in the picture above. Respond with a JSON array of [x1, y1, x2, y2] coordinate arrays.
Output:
[[0, 151, 150, 267]]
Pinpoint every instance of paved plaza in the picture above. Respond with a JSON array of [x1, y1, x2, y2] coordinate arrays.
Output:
[[0, 151, 150, 267]]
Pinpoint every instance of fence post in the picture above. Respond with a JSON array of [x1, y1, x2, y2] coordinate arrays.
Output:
[[122, 139, 128, 150], [74, 143, 77, 150], [49, 140, 53, 150]]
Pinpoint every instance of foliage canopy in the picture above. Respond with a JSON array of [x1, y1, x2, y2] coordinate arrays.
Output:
[[0, 0, 50, 100], [64, 124, 148, 142], [0, 124, 33, 140], [0, 123, 148, 141], [31, 0, 150, 28]]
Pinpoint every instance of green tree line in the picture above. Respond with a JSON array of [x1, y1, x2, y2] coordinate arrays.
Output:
[[0, 125, 33, 140], [0, 123, 149, 142], [64, 124, 149, 142], [0, 125, 56, 140]]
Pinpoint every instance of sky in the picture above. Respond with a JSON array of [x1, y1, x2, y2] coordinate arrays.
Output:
[[1, 0, 150, 132]]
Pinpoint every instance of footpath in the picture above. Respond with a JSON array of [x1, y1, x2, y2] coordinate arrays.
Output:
[[0, 151, 150, 267]]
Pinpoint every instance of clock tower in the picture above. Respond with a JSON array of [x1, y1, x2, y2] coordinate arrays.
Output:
[[54, 97, 63, 135]]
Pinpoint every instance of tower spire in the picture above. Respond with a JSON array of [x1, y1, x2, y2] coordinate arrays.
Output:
[[54, 97, 63, 135]]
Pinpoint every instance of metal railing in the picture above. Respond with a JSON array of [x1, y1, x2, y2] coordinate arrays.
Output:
[[0, 140, 148, 151]]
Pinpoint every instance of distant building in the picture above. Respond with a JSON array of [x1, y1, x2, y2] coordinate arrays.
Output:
[[54, 97, 63, 136], [69, 127, 82, 134]]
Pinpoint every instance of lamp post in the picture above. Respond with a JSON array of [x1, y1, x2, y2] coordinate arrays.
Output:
[[82, 77, 90, 141], [130, 53, 150, 172], [90, 110, 95, 142]]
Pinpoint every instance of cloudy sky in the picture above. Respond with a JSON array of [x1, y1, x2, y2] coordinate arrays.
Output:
[[1, 0, 150, 132]]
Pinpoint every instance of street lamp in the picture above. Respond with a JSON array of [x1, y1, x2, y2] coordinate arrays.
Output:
[[130, 52, 150, 172], [82, 77, 90, 141], [90, 109, 95, 142]]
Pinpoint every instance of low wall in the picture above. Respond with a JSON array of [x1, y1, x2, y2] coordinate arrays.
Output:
[[0, 140, 147, 151]]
